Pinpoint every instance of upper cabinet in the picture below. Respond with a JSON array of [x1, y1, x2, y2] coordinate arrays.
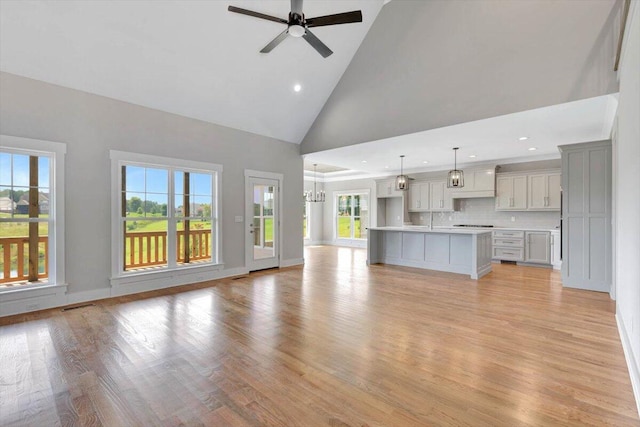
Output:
[[376, 179, 403, 198], [450, 168, 496, 198], [496, 170, 560, 211], [528, 172, 561, 210], [407, 180, 454, 212], [408, 182, 430, 211], [495, 174, 527, 210], [429, 180, 454, 212]]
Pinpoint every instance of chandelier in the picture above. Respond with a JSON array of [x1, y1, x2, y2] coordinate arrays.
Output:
[[304, 164, 325, 202]]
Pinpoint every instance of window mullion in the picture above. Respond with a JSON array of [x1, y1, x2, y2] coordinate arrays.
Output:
[[167, 168, 177, 269]]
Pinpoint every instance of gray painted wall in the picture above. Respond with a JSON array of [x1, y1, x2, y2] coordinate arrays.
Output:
[[301, 0, 619, 154], [0, 72, 303, 295], [614, 2, 640, 410]]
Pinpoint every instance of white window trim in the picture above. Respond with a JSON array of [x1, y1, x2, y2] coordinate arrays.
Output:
[[333, 189, 370, 241], [109, 150, 223, 288], [0, 135, 67, 293]]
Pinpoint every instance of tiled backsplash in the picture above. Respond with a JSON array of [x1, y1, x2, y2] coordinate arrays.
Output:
[[409, 197, 560, 229]]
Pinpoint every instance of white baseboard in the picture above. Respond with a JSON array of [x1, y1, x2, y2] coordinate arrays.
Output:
[[0, 284, 68, 317], [617, 313, 640, 417], [280, 258, 304, 268], [0, 267, 250, 317], [321, 240, 367, 249]]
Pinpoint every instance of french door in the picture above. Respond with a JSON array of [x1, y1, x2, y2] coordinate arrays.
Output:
[[245, 175, 280, 271]]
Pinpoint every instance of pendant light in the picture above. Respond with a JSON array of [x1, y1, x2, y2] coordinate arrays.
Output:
[[447, 147, 464, 188], [395, 155, 408, 191], [304, 164, 325, 202]]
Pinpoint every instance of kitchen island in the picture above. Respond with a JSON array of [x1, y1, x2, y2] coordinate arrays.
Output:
[[367, 227, 492, 279]]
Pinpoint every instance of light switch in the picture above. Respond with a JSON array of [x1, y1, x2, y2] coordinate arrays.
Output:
[[235, 216, 243, 223]]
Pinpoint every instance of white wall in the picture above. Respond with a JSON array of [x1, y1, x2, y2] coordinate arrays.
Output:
[[614, 1, 640, 414], [0, 72, 303, 304]]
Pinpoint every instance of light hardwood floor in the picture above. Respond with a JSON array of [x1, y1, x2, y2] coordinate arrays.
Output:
[[1, 246, 638, 426]]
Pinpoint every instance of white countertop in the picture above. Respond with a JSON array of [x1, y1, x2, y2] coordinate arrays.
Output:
[[368, 226, 492, 235], [432, 226, 560, 233]]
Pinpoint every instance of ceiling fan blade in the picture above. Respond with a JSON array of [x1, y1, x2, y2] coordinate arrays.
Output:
[[228, 6, 287, 24], [306, 10, 362, 28], [291, 0, 303, 15], [302, 29, 333, 58], [260, 29, 289, 53]]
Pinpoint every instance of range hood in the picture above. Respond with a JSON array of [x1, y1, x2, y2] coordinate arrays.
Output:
[[450, 167, 496, 199]]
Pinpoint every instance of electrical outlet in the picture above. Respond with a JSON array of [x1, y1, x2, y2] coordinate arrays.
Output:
[[397, 216, 401, 221], [448, 216, 452, 221], [419, 215, 423, 220], [511, 216, 516, 222]]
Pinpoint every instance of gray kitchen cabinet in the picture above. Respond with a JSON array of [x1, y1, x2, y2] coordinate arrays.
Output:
[[525, 231, 550, 264], [528, 172, 561, 210], [408, 182, 430, 212], [558, 140, 611, 292], [377, 179, 403, 198], [429, 180, 453, 212], [495, 174, 527, 210], [550, 230, 561, 270], [492, 230, 525, 261]]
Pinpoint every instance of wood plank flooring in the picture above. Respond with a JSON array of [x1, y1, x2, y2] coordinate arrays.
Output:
[[1, 245, 638, 426]]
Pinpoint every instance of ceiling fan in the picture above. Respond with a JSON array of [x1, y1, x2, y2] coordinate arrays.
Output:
[[228, 0, 362, 58]]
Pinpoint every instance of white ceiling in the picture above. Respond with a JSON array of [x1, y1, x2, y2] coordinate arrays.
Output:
[[0, 0, 385, 144], [303, 94, 618, 178]]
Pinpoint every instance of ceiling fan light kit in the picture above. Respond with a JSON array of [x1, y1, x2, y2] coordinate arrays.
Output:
[[228, 0, 363, 58]]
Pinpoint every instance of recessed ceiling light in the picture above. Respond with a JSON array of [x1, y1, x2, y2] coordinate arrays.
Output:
[[361, 160, 367, 163], [384, 165, 389, 169], [519, 136, 529, 141], [528, 147, 537, 151], [293, 84, 302, 92], [422, 161, 428, 164], [468, 155, 476, 158]]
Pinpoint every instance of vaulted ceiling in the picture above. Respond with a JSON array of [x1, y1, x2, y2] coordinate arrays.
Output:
[[0, 0, 621, 173], [0, 0, 385, 144]]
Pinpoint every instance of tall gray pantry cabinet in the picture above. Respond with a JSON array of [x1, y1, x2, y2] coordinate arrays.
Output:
[[558, 140, 612, 293]]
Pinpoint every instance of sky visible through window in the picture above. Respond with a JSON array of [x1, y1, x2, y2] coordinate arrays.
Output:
[[0, 153, 50, 189], [124, 165, 213, 210]]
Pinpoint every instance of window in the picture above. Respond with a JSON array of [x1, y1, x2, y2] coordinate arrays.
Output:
[[0, 136, 65, 289], [336, 192, 369, 240], [303, 201, 310, 240], [253, 184, 274, 251], [111, 151, 221, 277]]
